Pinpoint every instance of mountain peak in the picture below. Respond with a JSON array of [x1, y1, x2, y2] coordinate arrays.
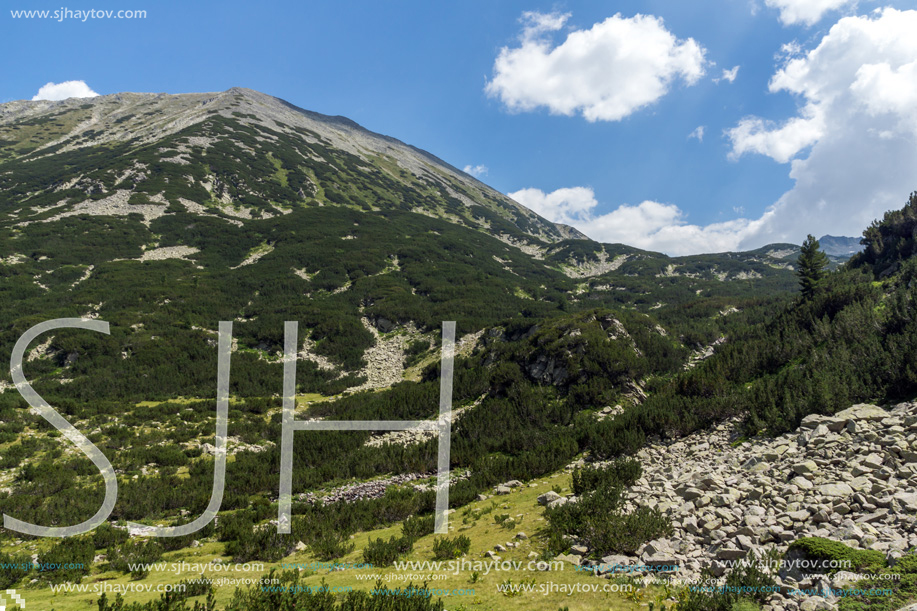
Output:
[[0, 87, 585, 244], [817, 234, 863, 257]]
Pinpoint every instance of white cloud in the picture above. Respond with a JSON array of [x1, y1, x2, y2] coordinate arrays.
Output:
[[32, 80, 99, 101], [688, 126, 705, 142], [518, 10, 571, 40], [851, 60, 917, 121], [509, 187, 766, 255], [727, 111, 824, 163], [485, 11, 706, 122], [724, 8, 917, 247], [764, 0, 855, 26], [463, 164, 489, 178], [510, 8, 917, 256], [508, 187, 598, 226], [715, 65, 740, 83]]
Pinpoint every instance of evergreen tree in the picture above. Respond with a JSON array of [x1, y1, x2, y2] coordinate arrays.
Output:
[[797, 234, 829, 299]]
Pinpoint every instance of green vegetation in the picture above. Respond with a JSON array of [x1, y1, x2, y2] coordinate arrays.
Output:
[[570, 458, 642, 495], [223, 573, 445, 610], [4, 96, 917, 610], [363, 535, 412, 566], [545, 460, 670, 556], [797, 234, 830, 299], [837, 552, 917, 611], [787, 537, 885, 574], [430, 534, 470, 560], [676, 561, 775, 611]]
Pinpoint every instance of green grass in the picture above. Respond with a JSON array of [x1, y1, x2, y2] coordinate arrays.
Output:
[[267, 153, 289, 188], [2, 471, 645, 611]]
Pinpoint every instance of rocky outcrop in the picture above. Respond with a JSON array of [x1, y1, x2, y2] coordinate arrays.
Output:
[[525, 353, 570, 386], [364, 398, 480, 448], [298, 473, 431, 505], [351, 318, 415, 392], [17, 190, 167, 227], [298, 471, 469, 505], [559, 249, 629, 279]]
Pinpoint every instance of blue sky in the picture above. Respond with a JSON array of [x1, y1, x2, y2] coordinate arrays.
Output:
[[3, 0, 917, 254]]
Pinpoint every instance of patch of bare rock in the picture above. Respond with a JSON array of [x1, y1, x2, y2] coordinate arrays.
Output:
[[551, 402, 917, 610], [297, 471, 469, 505]]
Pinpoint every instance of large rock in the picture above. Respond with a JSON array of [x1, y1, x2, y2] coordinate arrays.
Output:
[[800, 598, 834, 610], [537, 491, 561, 505], [894, 492, 917, 511], [834, 404, 888, 422], [818, 483, 853, 497], [716, 548, 746, 560], [555, 553, 582, 566], [599, 554, 634, 573]]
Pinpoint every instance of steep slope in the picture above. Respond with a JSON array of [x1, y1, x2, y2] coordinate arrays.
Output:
[[0, 87, 582, 243]]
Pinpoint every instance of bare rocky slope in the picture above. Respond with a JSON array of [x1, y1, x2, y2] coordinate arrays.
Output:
[[534, 401, 917, 610]]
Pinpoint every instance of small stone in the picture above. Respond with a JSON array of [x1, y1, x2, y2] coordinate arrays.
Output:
[[792, 461, 818, 475]]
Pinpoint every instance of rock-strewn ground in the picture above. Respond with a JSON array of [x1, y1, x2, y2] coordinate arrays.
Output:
[[561, 402, 917, 610]]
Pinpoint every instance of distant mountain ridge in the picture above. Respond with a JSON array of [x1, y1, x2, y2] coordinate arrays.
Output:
[[817, 234, 863, 257]]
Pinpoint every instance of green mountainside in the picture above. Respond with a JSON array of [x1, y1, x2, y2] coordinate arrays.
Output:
[[6, 88, 916, 611], [0, 87, 799, 402]]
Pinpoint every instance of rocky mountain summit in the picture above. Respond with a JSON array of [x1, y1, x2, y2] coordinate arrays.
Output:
[[817, 235, 864, 258], [0, 87, 583, 244], [552, 401, 917, 610]]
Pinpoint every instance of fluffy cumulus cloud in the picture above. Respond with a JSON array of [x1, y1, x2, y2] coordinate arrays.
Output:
[[485, 11, 706, 122], [725, 8, 917, 246], [463, 164, 488, 178], [510, 11, 917, 254], [764, 0, 855, 25], [32, 80, 99, 101], [507, 187, 599, 226], [508, 187, 767, 255], [727, 111, 824, 163]]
